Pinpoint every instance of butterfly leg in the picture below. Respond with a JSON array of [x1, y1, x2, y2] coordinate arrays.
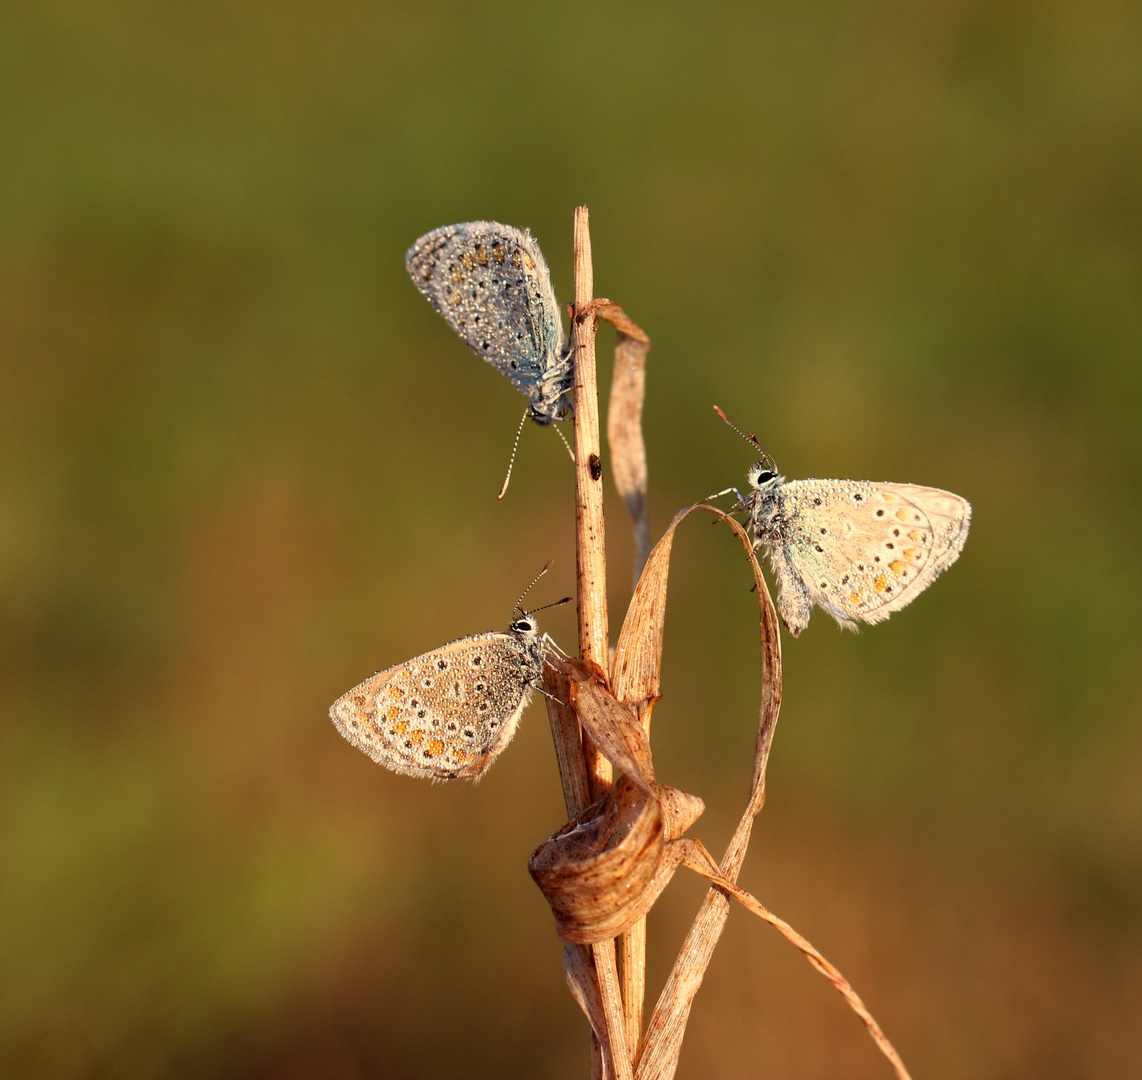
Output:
[[704, 486, 748, 506], [541, 634, 571, 660]]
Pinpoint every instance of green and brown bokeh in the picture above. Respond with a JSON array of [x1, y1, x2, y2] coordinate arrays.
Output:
[[2, 2, 1140, 1077]]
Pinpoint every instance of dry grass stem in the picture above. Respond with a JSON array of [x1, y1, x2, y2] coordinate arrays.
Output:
[[568, 206, 629, 1080], [571, 210, 610, 686]]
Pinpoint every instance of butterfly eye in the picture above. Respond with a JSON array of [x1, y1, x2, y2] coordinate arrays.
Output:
[[513, 618, 534, 633], [749, 464, 775, 486]]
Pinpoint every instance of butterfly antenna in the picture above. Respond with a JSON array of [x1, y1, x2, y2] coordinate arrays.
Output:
[[526, 595, 573, 617], [554, 422, 575, 463], [713, 405, 777, 474], [513, 560, 555, 618], [498, 409, 531, 501]]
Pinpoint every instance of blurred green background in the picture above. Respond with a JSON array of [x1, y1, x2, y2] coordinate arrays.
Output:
[[2, 1, 1140, 1077]]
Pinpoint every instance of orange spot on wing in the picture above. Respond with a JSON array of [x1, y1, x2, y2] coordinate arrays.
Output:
[[896, 508, 912, 522], [410, 730, 423, 745], [890, 560, 908, 577], [874, 574, 888, 592], [426, 739, 444, 758], [391, 718, 407, 734]]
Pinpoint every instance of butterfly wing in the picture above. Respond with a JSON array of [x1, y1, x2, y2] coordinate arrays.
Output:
[[774, 480, 970, 634], [329, 632, 540, 780], [406, 222, 572, 423]]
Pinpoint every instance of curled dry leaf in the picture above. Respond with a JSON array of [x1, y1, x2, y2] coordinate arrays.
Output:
[[542, 656, 594, 819], [597, 300, 652, 585], [529, 774, 709, 947], [530, 774, 667, 945], [532, 659, 706, 945], [657, 784, 705, 842], [610, 505, 686, 707], [563, 944, 607, 1051], [628, 505, 783, 1080], [562, 657, 656, 791]]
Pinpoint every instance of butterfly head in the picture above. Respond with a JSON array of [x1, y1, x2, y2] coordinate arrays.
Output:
[[509, 613, 540, 641], [528, 393, 574, 426], [746, 458, 781, 495], [510, 564, 571, 646], [712, 406, 781, 504], [743, 454, 784, 542], [526, 341, 575, 425]]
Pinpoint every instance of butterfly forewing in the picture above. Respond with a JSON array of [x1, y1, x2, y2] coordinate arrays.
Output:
[[330, 632, 543, 781]]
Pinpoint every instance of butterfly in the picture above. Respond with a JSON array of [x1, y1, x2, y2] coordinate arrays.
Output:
[[330, 612, 549, 780], [714, 411, 970, 636], [738, 454, 971, 636], [406, 221, 573, 425]]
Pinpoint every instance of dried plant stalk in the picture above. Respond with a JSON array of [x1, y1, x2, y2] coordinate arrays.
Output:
[[571, 210, 611, 688], [621, 892, 647, 1064], [535, 212, 911, 1080], [568, 206, 628, 1080]]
